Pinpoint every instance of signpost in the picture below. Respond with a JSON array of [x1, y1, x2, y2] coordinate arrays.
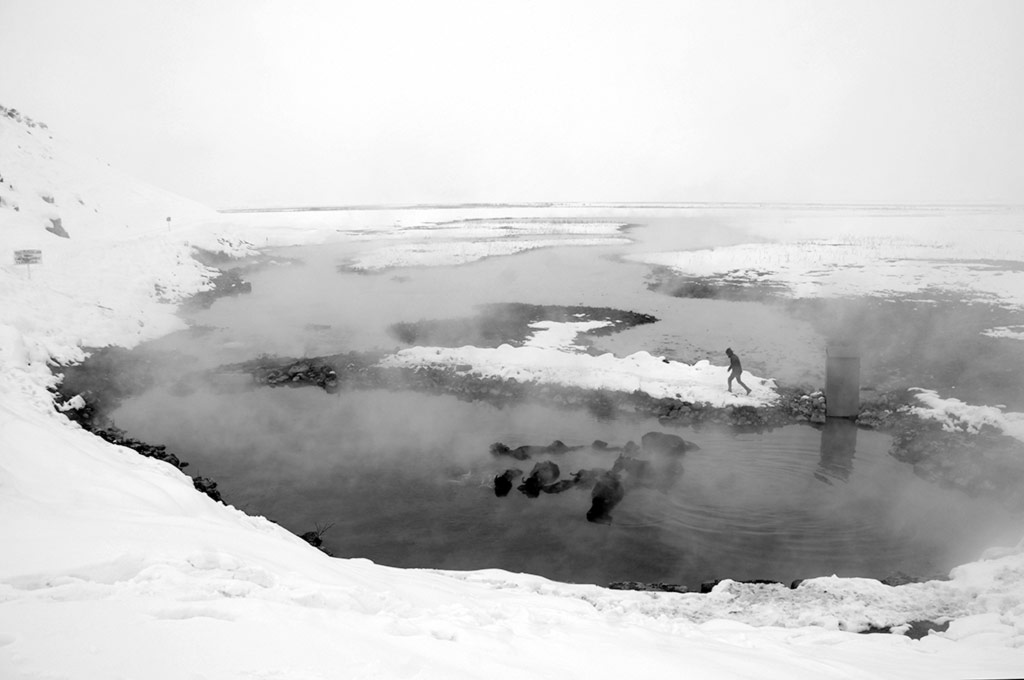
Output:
[[14, 249, 41, 279]]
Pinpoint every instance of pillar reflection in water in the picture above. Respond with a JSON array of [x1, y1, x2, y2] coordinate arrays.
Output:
[[816, 418, 858, 484]]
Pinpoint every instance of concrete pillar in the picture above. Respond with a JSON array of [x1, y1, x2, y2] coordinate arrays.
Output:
[[825, 343, 860, 417]]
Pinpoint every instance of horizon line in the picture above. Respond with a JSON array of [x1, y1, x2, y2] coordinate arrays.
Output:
[[218, 200, 1024, 214]]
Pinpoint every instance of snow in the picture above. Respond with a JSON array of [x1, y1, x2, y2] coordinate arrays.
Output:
[[525, 320, 611, 351], [984, 325, 1024, 341], [910, 388, 1024, 444], [2, 113, 1024, 678], [344, 235, 630, 271], [628, 213, 1024, 308], [382, 344, 776, 407]]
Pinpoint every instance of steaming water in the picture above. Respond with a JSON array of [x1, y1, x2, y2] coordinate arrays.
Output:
[[113, 385, 1020, 588], [107, 211, 1023, 587]]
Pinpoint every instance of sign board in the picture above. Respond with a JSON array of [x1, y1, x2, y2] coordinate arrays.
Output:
[[14, 249, 41, 265]]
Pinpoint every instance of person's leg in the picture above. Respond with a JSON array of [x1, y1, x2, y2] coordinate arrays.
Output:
[[737, 374, 751, 394], [727, 373, 734, 392]]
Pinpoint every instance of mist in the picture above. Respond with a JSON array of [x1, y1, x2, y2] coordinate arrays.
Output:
[[2, 1, 1023, 207]]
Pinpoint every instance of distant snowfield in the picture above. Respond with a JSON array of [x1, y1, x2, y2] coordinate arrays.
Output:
[[344, 234, 631, 271], [2, 115, 1024, 678], [630, 231, 1024, 309]]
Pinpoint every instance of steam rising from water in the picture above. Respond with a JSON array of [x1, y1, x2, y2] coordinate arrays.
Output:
[[111, 382, 1022, 587]]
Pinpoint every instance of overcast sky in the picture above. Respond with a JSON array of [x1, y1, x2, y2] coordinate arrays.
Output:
[[2, 0, 1022, 208]]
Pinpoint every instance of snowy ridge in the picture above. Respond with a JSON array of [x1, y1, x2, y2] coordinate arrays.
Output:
[[0, 112, 254, 411]]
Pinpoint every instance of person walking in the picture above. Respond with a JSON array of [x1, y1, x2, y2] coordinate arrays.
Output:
[[725, 347, 751, 395]]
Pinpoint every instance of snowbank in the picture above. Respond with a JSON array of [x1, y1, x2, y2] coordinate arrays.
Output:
[[911, 388, 1024, 444], [3, 394, 1024, 679], [383, 345, 776, 407]]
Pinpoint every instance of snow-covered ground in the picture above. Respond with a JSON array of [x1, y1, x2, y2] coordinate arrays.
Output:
[[629, 211, 1024, 311], [2, 113, 1024, 678]]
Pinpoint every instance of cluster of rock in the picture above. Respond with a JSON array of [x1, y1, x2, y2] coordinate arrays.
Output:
[[253, 360, 341, 393], [889, 419, 1024, 509], [491, 431, 697, 523], [783, 390, 828, 423], [89, 424, 222, 503], [233, 352, 389, 394]]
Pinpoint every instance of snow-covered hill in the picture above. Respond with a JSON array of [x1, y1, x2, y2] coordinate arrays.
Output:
[[0, 108, 252, 410], [0, 104, 213, 239], [1, 110, 1023, 679]]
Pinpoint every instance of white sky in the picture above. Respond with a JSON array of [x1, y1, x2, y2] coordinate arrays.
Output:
[[2, 0, 1023, 208]]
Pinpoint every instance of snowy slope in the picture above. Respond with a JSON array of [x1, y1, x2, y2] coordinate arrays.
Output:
[[0, 110, 252, 409], [1, 112, 1023, 678]]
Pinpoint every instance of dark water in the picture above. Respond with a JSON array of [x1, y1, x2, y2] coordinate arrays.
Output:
[[111, 384, 1021, 588], [107, 217, 1023, 587]]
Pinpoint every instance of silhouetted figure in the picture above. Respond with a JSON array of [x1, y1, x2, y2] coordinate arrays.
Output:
[[725, 347, 751, 395]]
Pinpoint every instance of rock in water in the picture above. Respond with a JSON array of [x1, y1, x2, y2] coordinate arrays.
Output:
[[494, 468, 523, 497], [586, 471, 625, 524], [641, 431, 699, 455], [518, 461, 560, 497]]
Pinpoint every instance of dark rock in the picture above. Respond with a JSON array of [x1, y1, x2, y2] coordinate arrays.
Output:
[[592, 440, 609, 450], [611, 455, 652, 481], [880, 571, 926, 587], [541, 479, 577, 494], [608, 581, 688, 593], [526, 460, 560, 486], [586, 471, 625, 524], [489, 442, 512, 457], [287, 362, 311, 376], [641, 431, 699, 455], [491, 439, 580, 460], [46, 216, 69, 238], [192, 476, 222, 502], [519, 461, 561, 497], [494, 468, 523, 497], [571, 468, 606, 488], [300, 531, 322, 547]]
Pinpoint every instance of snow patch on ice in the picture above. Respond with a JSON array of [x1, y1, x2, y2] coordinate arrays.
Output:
[[910, 388, 1024, 443], [983, 325, 1024, 341]]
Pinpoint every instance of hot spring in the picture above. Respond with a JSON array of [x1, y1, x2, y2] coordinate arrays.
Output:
[[99, 214, 1022, 588]]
